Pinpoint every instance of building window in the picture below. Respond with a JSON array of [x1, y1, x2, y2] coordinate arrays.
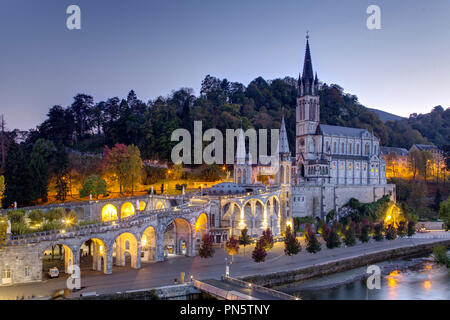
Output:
[[348, 163, 352, 170], [2, 270, 12, 282], [25, 267, 31, 278], [333, 142, 337, 153], [363, 164, 367, 171], [332, 162, 336, 169], [365, 144, 369, 155], [349, 144, 352, 154], [125, 241, 130, 250], [356, 144, 360, 154], [325, 141, 329, 153], [356, 163, 360, 170], [341, 143, 345, 154], [340, 162, 344, 170]]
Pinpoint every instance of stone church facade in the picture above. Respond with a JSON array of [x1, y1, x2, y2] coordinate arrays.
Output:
[[233, 36, 395, 220]]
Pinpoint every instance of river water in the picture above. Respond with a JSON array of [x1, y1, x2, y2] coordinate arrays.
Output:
[[278, 254, 449, 300]]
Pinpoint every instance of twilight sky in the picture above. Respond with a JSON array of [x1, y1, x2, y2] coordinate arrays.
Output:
[[1, 0, 449, 130]]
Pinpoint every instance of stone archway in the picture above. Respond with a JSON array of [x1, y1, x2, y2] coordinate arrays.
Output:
[[141, 226, 157, 262], [114, 232, 140, 269], [163, 218, 192, 258], [80, 238, 108, 273], [101, 204, 118, 222], [41, 243, 75, 275], [120, 202, 135, 219]]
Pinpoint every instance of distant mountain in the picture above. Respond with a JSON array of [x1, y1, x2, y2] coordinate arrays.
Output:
[[367, 108, 405, 123]]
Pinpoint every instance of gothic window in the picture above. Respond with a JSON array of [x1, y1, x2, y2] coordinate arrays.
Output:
[[310, 104, 315, 120], [326, 141, 329, 153], [348, 163, 352, 170], [125, 241, 130, 250], [356, 144, 360, 155], [356, 163, 359, 170], [332, 162, 336, 169], [349, 144, 352, 154], [365, 144, 370, 155], [25, 267, 31, 277], [340, 162, 344, 170], [333, 142, 337, 153], [364, 164, 367, 170], [341, 143, 345, 154]]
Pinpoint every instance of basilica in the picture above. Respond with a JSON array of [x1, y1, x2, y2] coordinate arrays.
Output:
[[232, 36, 395, 222]]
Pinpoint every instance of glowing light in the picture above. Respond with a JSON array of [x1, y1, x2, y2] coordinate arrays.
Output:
[[387, 270, 401, 288], [141, 236, 147, 247], [425, 264, 432, 270], [102, 204, 118, 222], [121, 202, 135, 219], [139, 201, 146, 211], [99, 245, 104, 254], [423, 280, 431, 290]]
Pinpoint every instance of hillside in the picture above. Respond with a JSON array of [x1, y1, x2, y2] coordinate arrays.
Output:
[[367, 108, 405, 123]]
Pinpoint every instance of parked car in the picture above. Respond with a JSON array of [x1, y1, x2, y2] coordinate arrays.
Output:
[[48, 267, 60, 279]]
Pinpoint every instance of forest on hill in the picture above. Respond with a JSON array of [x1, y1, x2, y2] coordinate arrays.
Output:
[[1, 75, 449, 163]]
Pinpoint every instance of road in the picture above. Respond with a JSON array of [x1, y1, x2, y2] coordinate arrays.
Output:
[[0, 231, 448, 300]]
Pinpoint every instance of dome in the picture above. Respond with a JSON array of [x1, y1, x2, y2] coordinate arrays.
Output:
[[205, 182, 246, 195]]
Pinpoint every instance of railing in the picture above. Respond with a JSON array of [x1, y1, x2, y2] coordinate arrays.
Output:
[[7, 201, 210, 244], [222, 276, 298, 300]]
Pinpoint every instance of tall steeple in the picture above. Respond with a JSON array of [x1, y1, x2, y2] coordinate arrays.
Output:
[[298, 32, 319, 97], [279, 116, 291, 156]]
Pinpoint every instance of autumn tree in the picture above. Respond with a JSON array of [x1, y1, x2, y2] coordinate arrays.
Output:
[[439, 197, 450, 231], [284, 225, 301, 256], [239, 227, 252, 254], [0, 216, 8, 249], [198, 233, 215, 258], [252, 238, 267, 263], [225, 236, 239, 263], [261, 228, 274, 251], [304, 223, 321, 253]]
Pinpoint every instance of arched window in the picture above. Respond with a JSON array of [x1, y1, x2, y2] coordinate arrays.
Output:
[[365, 144, 369, 155], [333, 142, 337, 153], [325, 141, 329, 153], [349, 144, 352, 154], [341, 143, 345, 154], [356, 144, 360, 155]]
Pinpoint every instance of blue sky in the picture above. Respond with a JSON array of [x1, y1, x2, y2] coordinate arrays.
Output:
[[1, 0, 449, 130]]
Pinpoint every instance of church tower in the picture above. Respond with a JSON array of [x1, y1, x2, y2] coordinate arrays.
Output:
[[277, 116, 292, 231], [296, 34, 320, 166]]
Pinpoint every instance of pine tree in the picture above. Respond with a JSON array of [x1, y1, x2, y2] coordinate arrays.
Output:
[[305, 223, 321, 253], [252, 238, 267, 263], [373, 223, 384, 241], [199, 233, 215, 258], [396, 221, 407, 238], [261, 228, 274, 251], [407, 220, 416, 237], [325, 227, 341, 249], [239, 227, 252, 254], [284, 225, 301, 256], [343, 223, 356, 246], [385, 224, 397, 240], [225, 236, 239, 263], [359, 221, 370, 243]]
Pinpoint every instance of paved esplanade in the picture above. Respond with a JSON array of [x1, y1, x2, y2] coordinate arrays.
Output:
[[0, 232, 448, 300]]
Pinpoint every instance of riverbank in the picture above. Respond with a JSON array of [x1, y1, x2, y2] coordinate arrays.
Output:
[[241, 239, 450, 288]]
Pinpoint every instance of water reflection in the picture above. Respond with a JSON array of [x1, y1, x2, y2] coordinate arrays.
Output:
[[284, 259, 449, 300]]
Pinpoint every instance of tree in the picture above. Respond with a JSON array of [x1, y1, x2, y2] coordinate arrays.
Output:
[[7, 210, 25, 224], [407, 220, 416, 237], [261, 228, 274, 251], [396, 221, 407, 238], [102, 144, 143, 195], [28, 209, 45, 225], [304, 223, 321, 253], [79, 175, 107, 199], [359, 220, 370, 243], [439, 197, 450, 231], [324, 225, 341, 249], [385, 224, 397, 240], [238, 227, 252, 254], [373, 223, 384, 241], [284, 225, 301, 256], [3, 142, 33, 208], [433, 245, 449, 268], [252, 238, 267, 263], [53, 144, 69, 201], [343, 224, 356, 246], [225, 236, 239, 263], [198, 233, 215, 258], [45, 208, 65, 222], [0, 175, 4, 208], [29, 139, 55, 203], [0, 216, 8, 249]]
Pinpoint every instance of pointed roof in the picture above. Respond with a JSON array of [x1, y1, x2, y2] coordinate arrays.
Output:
[[302, 38, 314, 83], [279, 117, 290, 154], [236, 129, 246, 164]]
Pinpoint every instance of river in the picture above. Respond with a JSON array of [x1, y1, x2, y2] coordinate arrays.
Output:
[[277, 253, 449, 300]]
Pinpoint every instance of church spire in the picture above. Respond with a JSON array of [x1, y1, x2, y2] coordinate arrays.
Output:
[[279, 116, 290, 155], [298, 32, 318, 97]]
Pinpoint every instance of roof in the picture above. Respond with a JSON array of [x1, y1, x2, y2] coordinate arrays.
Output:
[[279, 117, 290, 154], [410, 144, 440, 152], [206, 183, 246, 195], [302, 39, 314, 83], [318, 124, 373, 138], [380, 146, 409, 156]]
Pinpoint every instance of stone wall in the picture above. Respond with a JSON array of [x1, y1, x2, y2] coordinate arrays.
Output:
[[241, 239, 450, 288]]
